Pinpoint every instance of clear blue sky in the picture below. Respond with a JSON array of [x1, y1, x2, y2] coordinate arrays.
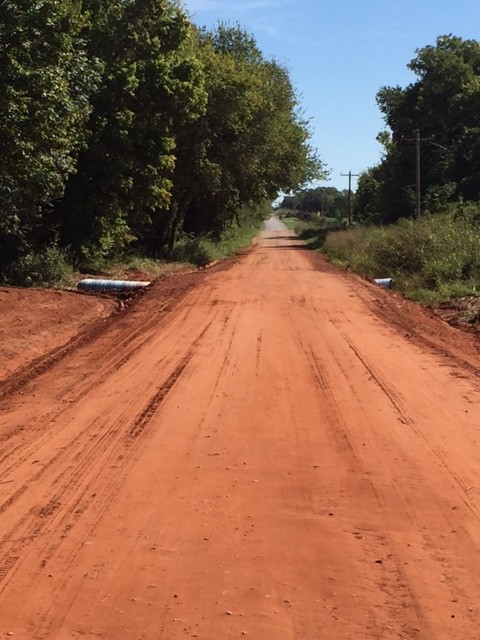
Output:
[[181, 0, 480, 192]]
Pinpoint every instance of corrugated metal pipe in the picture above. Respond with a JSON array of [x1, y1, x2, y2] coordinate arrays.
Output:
[[77, 279, 151, 293], [373, 278, 393, 289]]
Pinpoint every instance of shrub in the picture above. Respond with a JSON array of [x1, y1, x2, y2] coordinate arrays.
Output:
[[320, 207, 480, 301], [170, 236, 215, 267], [6, 245, 73, 287], [170, 222, 260, 267]]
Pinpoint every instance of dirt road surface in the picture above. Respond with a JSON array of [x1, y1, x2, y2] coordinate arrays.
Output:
[[2, 222, 480, 639]]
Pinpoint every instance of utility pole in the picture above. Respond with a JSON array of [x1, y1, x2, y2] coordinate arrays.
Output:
[[410, 129, 434, 218], [341, 171, 359, 225], [415, 129, 421, 219]]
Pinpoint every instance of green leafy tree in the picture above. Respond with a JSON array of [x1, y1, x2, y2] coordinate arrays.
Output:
[[373, 35, 480, 222], [0, 0, 97, 271], [279, 186, 350, 220], [58, 0, 206, 263], [163, 23, 324, 247], [354, 168, 383, 224]]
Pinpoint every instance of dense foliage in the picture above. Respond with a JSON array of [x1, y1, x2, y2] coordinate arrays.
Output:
[[322, 205, 480, 302], [0, 0, 98, 274], [277, 35, 480, 304], [355, 35, 480, 224], [278, 186, 351, 221], [0, 1, 323, 282]]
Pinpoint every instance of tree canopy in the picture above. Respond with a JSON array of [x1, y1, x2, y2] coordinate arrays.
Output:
[[0, 0, 98, 270], [171, 24, 322, 247], [355, 35, 480, 224], [278, 186, 350, 221], [0, 2, 323, 280]]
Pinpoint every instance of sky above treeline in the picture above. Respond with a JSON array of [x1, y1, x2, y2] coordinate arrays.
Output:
[[181, 0, 480, 191]]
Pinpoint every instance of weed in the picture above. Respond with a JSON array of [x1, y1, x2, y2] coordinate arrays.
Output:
[[319, 208, 480, 302], [7, 245, 73, 287], [170, 223, 260, 267]]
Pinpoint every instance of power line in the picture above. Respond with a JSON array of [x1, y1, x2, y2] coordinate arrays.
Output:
[[341, 171, 359, 226]]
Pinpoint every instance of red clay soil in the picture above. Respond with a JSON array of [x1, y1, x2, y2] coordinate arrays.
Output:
[[0, 287, 117, 386], [2, 229, 480, 639]]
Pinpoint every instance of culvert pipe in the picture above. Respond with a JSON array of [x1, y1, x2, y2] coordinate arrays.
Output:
[[77, 279, 151, 293], [373, 278, 393, 289]]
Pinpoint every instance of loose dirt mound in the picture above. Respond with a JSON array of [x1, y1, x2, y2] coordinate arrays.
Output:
[[0, 268, 211, 396]]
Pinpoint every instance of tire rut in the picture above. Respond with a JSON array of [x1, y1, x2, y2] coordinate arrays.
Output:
[[0, 316, 215, 595]]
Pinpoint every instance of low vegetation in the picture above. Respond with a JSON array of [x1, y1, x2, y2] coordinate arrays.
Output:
[[280, 210, 347, 250], [170, 222, 260, 267], [5, 220, 262, 289], [293, 204, 480, 303]]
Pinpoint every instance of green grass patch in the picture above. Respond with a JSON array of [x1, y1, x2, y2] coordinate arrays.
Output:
[[290, 217, 348, 251], [281, 216, 301, 230], [103, 256, 185, 280], [170, 223, 260, 267]]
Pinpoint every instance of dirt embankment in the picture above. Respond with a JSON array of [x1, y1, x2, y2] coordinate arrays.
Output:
[[0, 269, 206, 398], [0, 287, 117, 385]]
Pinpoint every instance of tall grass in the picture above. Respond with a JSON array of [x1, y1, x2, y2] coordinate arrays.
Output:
[[170, 223, 260, 267], [288, 216, 347, 250], [320, 209, 480, 301]]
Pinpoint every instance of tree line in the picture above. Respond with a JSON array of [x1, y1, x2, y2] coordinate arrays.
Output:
[[285, 35, 480, 227], [277, 187, 351, 222], [355, 35, 480, 224], [0, 0, 322, 280]]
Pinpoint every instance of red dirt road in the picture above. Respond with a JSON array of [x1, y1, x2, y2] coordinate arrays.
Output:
[[2, 227, 480, 639]]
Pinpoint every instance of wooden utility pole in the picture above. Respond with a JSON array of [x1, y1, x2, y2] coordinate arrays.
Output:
[[409, 129, 434, 218], [341, 171, 359, 225], [415, 129, 421, 219]]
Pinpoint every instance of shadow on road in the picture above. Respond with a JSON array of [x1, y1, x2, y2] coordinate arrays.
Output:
[[262, 235, 300, 241]]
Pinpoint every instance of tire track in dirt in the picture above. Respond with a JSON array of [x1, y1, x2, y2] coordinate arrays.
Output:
[[17, 296, 239, 640], [286, 283, 480, 637], [0, 281, 220, 468], [342, 334, 413, 425], [0, 307, 220, 597], [334, 321, 480, 527], [0, 355, 190, 593], [0, 265, 210, 405], [289, 327, 429, 637]]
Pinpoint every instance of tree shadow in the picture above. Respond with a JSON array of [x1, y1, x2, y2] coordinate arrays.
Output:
[[262, 234, 298, 241], [297, 228, 329, 250]]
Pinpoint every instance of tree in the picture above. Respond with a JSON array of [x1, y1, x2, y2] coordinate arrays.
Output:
[[373, 35, 480, 222], [58, 0, 206, 263], [163, 23, 324, 247], [0, 4, 324, 276], [0, 0, 97, 271], [354, 168, 383, 224], [278, 186, 350, 220]]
